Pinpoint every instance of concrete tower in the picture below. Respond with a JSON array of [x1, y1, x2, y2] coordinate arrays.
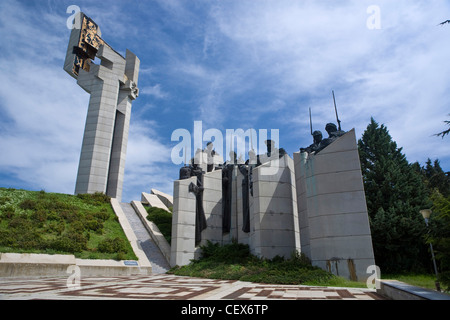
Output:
[[64, 12, 140, 201]]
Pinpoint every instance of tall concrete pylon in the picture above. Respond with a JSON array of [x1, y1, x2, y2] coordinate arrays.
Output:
[[64, 12, 140, 202]]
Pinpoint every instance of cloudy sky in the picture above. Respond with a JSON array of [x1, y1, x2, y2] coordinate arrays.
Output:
[[0, 0, 449, 202]]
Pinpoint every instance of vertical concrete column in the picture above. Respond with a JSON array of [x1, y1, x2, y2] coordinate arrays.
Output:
[[200, 170, 223, 246], [73, 45, 139, 202], [170, 177, 197, 267], [222, 166, 238, 245], [294, 129, 375, 281], [250, 155, 300, 259], [75, 45, 125, 197], [236, 168, 250, 246], [107, 50, 140, 200], [294, 152, 311, 259]]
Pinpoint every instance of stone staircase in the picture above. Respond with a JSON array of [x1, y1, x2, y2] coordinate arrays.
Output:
[[119, 202, 170, 274]]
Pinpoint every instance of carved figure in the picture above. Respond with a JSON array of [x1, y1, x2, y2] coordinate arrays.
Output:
[[238, 165, 251, 233], [205, 142, 216, 172], [258, 140, 287, 165], [222, 163, 234, 233], [301, 131, 323, 154], [188, 164, 207, 245], [316, 123, 346, 152], [179, 166, 192, 180]]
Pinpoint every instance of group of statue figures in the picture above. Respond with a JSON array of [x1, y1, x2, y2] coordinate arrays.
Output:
[[300, 123, 346, 154], [179, 140, 286, 244], [179, 124, 346, 245]]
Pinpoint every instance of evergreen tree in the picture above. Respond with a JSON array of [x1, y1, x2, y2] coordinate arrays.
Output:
[[429, 191, 450, 291], [358, 118, 431, 273], [435, 115, 450, 139], [414, 158, 450, 290], [422, 159, 450, 197]]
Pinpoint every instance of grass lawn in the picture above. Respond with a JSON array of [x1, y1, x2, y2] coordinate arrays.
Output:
[[0, 188, 137, 261], [382, 273, 442, 291]]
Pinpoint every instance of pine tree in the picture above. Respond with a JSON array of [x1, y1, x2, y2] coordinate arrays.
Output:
[[423, 159, 450, 197], [358, 118, 431, 273], [429, 191, 450, 291], [414, 158, 450, 290]]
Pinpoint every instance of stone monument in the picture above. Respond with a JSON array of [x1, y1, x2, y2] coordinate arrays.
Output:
[[64, 12, 140, 202], [170, 124, 376, 282], [295, 129, 375, 281]]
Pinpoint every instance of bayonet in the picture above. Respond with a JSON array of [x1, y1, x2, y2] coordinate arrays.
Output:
[[332, 90, 342, 131]]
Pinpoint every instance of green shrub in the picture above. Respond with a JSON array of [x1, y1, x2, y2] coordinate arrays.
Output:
[[200, 240, 252, 264], [92, 208, 111, 222], [0, 196, 11, 206], [170, 242, 336, 286], [19, 199, 39, 211], [48, 232, 88, 253], [1, 205, 16, 219], [77, 192, 111, 205], [30, 210, 48, 223], [85, 219, 103, 233], [146, 206, 172, 243], [98, 237, 128, 254]]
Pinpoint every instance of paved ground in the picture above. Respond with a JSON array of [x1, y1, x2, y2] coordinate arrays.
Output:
[[0, 274, 384, 300]]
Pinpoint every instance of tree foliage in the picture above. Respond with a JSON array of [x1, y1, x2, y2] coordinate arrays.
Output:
[[435, 115, 450, 139], [358, 118, 431, 273], [414, 158, 450, 290]]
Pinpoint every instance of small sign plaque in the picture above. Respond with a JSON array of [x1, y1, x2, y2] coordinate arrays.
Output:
[[124, 261, 139, 266]]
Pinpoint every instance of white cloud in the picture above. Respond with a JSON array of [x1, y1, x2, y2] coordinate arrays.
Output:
[[140, 84, 169, 99]]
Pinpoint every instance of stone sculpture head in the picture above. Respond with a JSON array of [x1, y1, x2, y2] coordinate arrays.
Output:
[[325, 123, 338, 136], [313, 131, 323, 144]]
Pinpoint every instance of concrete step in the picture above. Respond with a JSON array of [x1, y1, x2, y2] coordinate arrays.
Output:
[[120, 202, 170, 274]]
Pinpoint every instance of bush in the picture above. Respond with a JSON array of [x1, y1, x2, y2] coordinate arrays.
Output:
[[30, 210, 48, 223], [77, 192, 111, 205], [170, 242, 335, 285], [98, 237, 128, 254], [146, 206, 172, 243], [48, 232, 88, 253], [1, 205, 16, 219], [0, 195, 11, 206], [92, 208, 111, 222], [19, 199, 39, 211], [200, 241, 252, 264]]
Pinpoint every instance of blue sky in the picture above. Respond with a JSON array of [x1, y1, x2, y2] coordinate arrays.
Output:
[[0, 0, 449, 203]]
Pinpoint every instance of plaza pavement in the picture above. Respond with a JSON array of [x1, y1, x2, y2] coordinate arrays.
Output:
[[0, 274, 384, 300]]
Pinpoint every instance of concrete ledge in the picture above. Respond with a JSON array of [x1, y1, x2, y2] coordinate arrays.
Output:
[[141, 192, 170, 212], [131, 200, 171, 265], [0, 253, 150, 278], [151, 189, 173, 209], [76, 259, 150, 277], [0, 253, 76, 278], [377, 280, 450, 300]]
